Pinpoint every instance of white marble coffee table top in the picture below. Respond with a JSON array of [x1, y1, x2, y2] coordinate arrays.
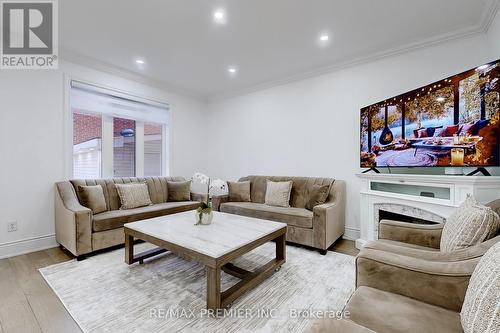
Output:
[[124, 211, 287, 258]]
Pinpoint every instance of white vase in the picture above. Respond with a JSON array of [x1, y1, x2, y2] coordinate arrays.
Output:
[[195, 211, 213, 225]]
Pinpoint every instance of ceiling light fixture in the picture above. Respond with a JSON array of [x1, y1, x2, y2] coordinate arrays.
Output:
[[213, 9, 226, 24], [135, 59, 145, 64], [320, 35, 329, 41], [227, 67, 237, 74]]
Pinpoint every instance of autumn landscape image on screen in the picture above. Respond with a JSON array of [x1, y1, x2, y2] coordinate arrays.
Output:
[[360, 60, 500, 168]]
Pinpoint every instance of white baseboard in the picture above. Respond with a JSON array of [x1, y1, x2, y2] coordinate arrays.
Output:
[[0, 234, 57, 259], [342, 227, 360, 241]]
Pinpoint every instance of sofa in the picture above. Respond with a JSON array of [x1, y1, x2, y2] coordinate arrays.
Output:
[[307, 200, 500, 332], [55, 176, 204, 259], [211, 175, 346, 254]]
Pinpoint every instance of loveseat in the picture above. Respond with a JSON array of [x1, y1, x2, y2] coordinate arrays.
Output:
[[55, 177, 204, 259], [211, 176, 346, 254]]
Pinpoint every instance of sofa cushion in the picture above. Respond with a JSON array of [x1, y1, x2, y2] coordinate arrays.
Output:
[[115, 183, 152, 209], [264, 180, 293, 207], [167, 181, 191, 201], [77, 185, 107, 214], [461, 241, 500, 333], [228, 181, 251, 202], [346, 286, 462, 333], [441, 196, 500, 252], [305, 184, 330, 211], [92, 201, 200, 232], [238, 176, 334, 208], [220, 202, 313, 228], [71, 177, 186, 211]]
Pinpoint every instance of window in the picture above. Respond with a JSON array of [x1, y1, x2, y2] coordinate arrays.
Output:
[[73, 112, 102, 179], [70, 81, 169, 179], [113, 117, 136, 177], [144, 123, 163, 177]]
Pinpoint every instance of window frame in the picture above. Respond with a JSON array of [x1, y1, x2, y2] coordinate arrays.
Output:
[[64, 76, 171, 179]]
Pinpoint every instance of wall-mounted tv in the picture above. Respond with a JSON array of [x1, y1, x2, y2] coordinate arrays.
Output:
[[360, 59, 499, 168]]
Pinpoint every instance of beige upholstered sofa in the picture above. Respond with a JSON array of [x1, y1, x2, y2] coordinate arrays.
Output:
[[211, 176, 346, 254], [55, 177, 203, 259]]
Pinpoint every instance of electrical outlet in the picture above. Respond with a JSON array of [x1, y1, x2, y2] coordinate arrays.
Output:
[[7, 221, 17, 232]]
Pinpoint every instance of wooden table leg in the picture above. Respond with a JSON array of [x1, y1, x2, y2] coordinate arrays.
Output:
[[276, 233, 286, 262], [125, 233, 134, 265], [206, 266, 221, 310]]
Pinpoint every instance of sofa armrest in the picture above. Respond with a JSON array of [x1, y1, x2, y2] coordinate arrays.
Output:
[[313, 200, 345, 250], [211, 195, 229, 211], [356, 247, 477, 311], [55, 182, 93, 257], [191, 192, 208, 203], [379, 219, 443, 249]]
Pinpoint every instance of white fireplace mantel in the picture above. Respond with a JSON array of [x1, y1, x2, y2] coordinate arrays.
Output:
[[355, 173, 500, 249]]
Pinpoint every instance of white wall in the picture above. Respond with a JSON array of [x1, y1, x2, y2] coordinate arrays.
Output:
[[206, 32, 499, 240], [0, 61, 208, 258]]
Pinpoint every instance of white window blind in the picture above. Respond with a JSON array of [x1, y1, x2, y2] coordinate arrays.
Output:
[[70, 81, 169, 124]]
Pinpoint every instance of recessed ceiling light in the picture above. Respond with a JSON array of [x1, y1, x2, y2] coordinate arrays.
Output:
[[228, 67, 237, 74], [320, 35, 329, 41], [213, 9, 226, 24], [135, 59, 145, 64]]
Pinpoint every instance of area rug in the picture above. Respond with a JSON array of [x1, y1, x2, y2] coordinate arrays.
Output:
[[40, 243, 355, 333]]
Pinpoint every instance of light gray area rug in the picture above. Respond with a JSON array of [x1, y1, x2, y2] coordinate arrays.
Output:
[[40, 243, 355, 333]]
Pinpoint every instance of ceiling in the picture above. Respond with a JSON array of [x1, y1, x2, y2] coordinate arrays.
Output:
[[60, 0, 498, 100]]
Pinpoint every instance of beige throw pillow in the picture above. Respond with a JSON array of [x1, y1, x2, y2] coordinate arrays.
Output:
[[115, 183, 153, 210], [265, 180, 293, 208], [460, 240, 500, 333], [306, 184, 331, 211], [441, 196, 500, 252], [167, 181, 191, 202], [228, 181, 251, 202], [77, 185, 107, 214]]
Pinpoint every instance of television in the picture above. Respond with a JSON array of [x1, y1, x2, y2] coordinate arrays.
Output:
[[360, 59, 500, 169]]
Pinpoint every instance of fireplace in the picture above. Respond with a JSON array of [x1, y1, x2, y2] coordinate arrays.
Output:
[[356, 173, 500, 249], [378, 209, 439, 225], [370, 203, 446, 245]]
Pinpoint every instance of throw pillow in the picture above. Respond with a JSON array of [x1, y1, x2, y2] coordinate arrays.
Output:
[[306, 184, 330, 211], [228, 181, 251, 202], [115, 183, 153, 210], [459, 122, 475, 135], [77, 185, 107, 214], [417, 128, 428, 138], [441, 124, 460, 137], [472, 119, 490, 136], [167, 181, 191, 202], [440, 196, 500, 252], [264, 180, 293, 208], [433, 128, 446, 137], [460, 240, 500, 333], [426, 127, 438, 137]]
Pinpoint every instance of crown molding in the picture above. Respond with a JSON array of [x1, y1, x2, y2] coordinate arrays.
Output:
[[209, 28, 483, 102], [59, 49, 208, 102], [480, 0, 500, 32], [209, 1, 500, 102]]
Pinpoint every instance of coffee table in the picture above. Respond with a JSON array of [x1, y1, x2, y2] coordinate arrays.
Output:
[[123, 211, 287, 310]]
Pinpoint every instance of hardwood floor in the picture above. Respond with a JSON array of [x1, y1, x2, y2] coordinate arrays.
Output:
[[0, 239, 358, 333]]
